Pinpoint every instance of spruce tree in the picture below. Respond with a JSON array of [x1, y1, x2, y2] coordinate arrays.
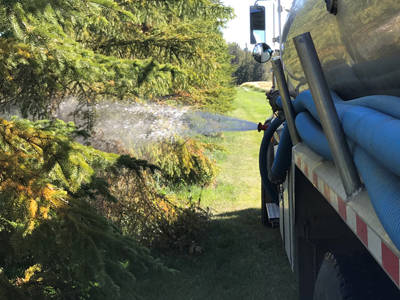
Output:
[[0, 117, 168, 299], [0, 0, 235, 119]]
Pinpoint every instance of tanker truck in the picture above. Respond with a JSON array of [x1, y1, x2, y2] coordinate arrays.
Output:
[[251, 0, 400, 298]]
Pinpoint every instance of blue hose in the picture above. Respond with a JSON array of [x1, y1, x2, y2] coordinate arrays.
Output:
[[341, 105, 400, 177], [295, 112, 333, 161], [278, 91, 400, 178], [270, 124, 292, 183], [354, 147, 400, 249], [271, 90, 400, 249]]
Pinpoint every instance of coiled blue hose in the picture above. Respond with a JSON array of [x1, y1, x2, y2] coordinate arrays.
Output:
[[295, 112, 333, 161], [354, 147, 400, 249], [271, 90, 400, 249]]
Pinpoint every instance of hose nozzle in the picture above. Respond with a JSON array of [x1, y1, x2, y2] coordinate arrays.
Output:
[[258, 122, 268, 132]]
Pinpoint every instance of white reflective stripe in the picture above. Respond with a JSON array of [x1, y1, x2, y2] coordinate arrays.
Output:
[[347, 207, 357, 233], [317, 177, 324, 194], [330, 189, 338, 211], [367, 227, 382, 264]]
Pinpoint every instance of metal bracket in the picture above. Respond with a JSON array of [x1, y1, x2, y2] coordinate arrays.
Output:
[[293, 32, 361, 197], [272, 36, 280, 43], [271, 57, 301, 145]]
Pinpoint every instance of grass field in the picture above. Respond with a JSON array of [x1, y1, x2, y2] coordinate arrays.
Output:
[[139, 88, 298, 300]]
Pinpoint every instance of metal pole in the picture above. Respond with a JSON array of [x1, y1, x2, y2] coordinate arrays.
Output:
[[272, 2, 276, 48], [271, 57, 301, 145], [264, 4, 267, 44], [277, 0, 282, 54], [293, 32, 361, 197]]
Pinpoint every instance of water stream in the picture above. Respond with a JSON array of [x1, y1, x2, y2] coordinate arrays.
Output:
[[55, 98, 258, 150]]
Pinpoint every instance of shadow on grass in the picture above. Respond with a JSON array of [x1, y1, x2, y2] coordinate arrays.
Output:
[[139, 208, 298, 300]]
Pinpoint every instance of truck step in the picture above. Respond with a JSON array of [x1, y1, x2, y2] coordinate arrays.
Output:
[[266, 203, 280, 227]]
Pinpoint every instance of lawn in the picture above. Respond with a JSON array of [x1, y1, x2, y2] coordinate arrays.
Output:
[[139, 88, 298, 300]]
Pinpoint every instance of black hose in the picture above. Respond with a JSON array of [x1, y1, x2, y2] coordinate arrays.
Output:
[[259, 118, 283, 204]]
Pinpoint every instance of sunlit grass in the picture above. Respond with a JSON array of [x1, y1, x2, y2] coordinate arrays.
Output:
[[139, 87, 298, 300], [200, 87, 273, 212]]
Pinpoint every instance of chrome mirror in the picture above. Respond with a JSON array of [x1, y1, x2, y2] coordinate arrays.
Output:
[[252, 43, 273, 63]]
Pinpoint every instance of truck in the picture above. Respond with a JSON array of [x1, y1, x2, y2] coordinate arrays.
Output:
[[251, 0, 400, 298]]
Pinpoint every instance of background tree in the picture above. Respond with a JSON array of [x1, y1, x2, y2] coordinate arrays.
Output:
[[228, 42, 271, 85]]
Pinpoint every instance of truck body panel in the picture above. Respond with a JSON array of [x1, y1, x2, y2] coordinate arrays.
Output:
[[282, 0, 400, 99], [291, 143, 400, 288], [254, 0, 400, 295]]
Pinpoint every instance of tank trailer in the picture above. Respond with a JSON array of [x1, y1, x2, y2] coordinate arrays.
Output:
[[252, 0, 400, 298]]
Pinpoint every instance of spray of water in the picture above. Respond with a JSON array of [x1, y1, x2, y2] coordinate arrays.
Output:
[[55, 98, 259, 150], [182, 111, 258, 134]]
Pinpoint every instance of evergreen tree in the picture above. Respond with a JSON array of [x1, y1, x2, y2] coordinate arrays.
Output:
[[0, 0, 235, 120], [0, 117, 167, 299]]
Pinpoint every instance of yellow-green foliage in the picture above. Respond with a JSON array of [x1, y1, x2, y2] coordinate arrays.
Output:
[[0, 117, 167, 299], [87, 136, 215, 250], [140, 137, 220, 187]]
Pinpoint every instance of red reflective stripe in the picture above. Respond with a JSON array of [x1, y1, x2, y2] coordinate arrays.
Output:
[[304, 164, 309, 177], [382, 242, 400, 285], [356, 215, 368, 246], [313, 172, 318, 187], [338, 197, 347, 220]]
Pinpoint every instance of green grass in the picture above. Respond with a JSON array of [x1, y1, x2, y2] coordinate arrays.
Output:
[[139, 88, 298, 300]]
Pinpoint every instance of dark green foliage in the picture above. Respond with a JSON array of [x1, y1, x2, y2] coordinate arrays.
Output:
[[154, 199, 211, 252], [75, 154, 160, 203], [114, 155, 160, 175], [228, 43, 271, 85], [0, 116, 215, 299], [0, 117, 169, 299], [0, 0, 235, 121], [4, 201, 166, 300]]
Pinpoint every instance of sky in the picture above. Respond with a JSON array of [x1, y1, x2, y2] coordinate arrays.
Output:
[[221, 0, 293, 49]]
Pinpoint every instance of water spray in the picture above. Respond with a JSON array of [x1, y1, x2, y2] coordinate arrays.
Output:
[[53, 98, 265, 151]]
